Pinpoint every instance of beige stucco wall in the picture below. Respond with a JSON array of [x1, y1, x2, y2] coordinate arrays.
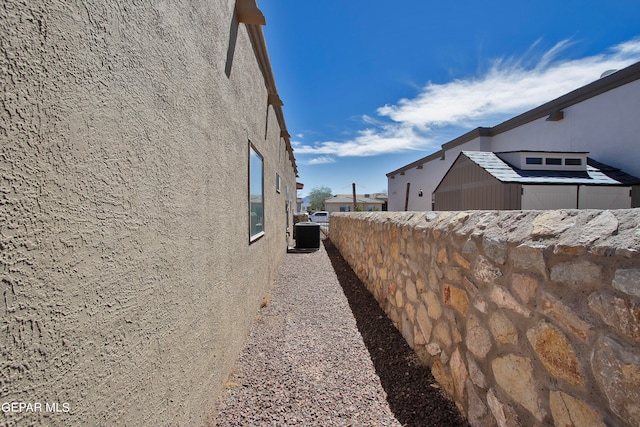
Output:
[[331, 210, 640, 427], [1, 1, 296, 425]]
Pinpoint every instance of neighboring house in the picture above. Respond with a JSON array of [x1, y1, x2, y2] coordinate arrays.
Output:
[[387, 62, 640, 211], [324, 193, 388, 213], [434, 151, 640, 210], [1, 1, 297, 426], [296, 182, 305, 212], [296, 197, 306, 213]]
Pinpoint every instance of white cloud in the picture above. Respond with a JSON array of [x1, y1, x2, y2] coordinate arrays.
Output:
[[616, 37, 640, 56], [293, 123, 436, 157], [303, 156, 336, 165], [378, 37, 640, 129], [295, 37, 640, 157]]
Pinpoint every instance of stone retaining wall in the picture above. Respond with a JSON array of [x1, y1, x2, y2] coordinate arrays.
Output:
[[330, 210, 640, 427]]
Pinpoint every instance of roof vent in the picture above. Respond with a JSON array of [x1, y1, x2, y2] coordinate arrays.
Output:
[[600, 69, 618, 78]]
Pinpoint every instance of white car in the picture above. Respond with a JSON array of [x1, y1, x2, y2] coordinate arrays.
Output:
[[309, 211, 329, 223]]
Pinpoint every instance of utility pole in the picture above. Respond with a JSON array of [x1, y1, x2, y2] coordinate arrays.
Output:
[[404, 182, 411, 211], [352, 183, 357, 212]]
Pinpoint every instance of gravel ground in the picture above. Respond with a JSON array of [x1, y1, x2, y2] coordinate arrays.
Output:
[[213, 238, 469, 427]]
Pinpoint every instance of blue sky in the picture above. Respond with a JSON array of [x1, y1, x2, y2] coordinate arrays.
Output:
[[258, 1, 640, 197]]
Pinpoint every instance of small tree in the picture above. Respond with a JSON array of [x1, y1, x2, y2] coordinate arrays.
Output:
[[308, 186, 332, 211]]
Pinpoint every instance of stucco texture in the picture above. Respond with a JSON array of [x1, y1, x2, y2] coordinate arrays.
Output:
[[1, 0, 296, 425]]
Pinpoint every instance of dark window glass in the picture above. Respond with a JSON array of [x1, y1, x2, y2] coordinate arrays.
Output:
[[565, 158, 582, 165], [526, 157, 543, 165], [545, 158, 562, 165]]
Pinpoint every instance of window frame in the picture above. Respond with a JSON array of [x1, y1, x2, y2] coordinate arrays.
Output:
[[249, 142, 265, 242]]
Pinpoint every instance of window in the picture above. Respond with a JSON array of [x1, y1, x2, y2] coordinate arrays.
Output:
[[249, 144, 264, 241], [565, 158, 582, 166], [545, 158, 562, 165], [276, 173, 281, 193], [526, 157, 543, 165]]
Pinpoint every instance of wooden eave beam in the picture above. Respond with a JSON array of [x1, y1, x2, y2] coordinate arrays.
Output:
[[236, 0, 266, 25], [268, 93, 284, 106], [239, 1, 298, 176]]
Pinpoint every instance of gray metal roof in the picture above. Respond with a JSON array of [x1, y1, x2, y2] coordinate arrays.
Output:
[[462, 151, 640, 185]]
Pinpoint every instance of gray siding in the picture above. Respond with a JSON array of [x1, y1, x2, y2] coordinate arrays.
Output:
[[434, 155, 521, 210], [633, 185, 640, 208]]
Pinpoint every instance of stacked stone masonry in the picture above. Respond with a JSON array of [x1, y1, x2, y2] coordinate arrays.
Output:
[[330, 209, 640, 427]]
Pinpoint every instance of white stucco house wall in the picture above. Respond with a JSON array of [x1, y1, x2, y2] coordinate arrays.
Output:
[[387, 62, 640, 211]]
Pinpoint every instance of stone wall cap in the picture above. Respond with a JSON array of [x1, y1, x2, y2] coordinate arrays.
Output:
[[332, 209, 640, 252]]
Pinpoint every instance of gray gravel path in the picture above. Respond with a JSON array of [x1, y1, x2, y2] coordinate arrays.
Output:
[[214, 239, 468, 426]]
